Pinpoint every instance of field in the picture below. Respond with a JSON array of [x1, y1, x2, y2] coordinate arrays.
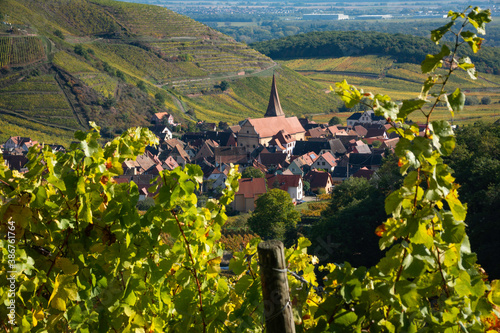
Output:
[[281, 55, 500, 125], [283, 55, 394, 75]]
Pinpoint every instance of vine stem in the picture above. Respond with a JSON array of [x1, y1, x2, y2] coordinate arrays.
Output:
[[424, 17, 468, 126], [36, 228, 72, 296], [172, 209, 207, 333]]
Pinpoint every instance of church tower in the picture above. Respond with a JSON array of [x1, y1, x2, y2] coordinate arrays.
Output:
[[264, 74, 285, 118]]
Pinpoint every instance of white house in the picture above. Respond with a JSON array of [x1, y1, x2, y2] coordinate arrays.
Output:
[[311, 151, 337, 172], [266, 174, 303, 201]]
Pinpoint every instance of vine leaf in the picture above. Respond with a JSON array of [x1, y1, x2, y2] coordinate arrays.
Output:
[[460, 31, 484, 53], [431, 21, 455, 44], [399, 99, 427, 119], [421, 44, 451, 73], [48, 274, 79, 311], [446, 88, 465, 115], [467, 7, 492, 35]]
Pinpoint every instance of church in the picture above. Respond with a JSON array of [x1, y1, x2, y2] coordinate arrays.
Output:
[[237, 74, 306, 152]]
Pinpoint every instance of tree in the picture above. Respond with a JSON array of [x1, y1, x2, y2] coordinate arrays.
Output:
[[115, 69, 125, 80], [328, 115, 342, 126], [446, 122, 500, 278], [74, 44, 88, 59], [248, 189, 300, 242], [218, 121, 229, 130], [303, 180, 310, 193], [311, 155, 402, 267], [155, 91, 167, 105], [241, 166, 265, 178], [311, 176, 386, 267], [371, 139, 382, 148], [137, 80, 147, 92], [219, 80, 230, 91], [53, 29, 64, 39], [465, 95, 480, 105], [481, 96, 492, 105]]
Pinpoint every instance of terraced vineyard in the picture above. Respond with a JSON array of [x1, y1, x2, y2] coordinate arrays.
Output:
[[95, 0, 218, 38], [53, 51, 118, 98], [0, 36, 46, 67], [0, 73, 82, 130]]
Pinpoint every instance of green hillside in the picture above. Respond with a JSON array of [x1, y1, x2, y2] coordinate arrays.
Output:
[[0, 0, 338, 143]]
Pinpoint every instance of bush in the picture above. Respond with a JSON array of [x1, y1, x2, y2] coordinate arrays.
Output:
[[465, 95, 480, 105], [137, 80, 147, 92], [53, 29, 64, 39], [481, 96, 492, 105], [328, 116, 342, 126]]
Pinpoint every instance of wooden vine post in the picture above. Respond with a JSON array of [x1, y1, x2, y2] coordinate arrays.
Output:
[[258, 240, 296, 333]]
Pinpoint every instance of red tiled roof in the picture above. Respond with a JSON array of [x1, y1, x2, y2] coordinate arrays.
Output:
[[246, 116, 305, 138], [236, 178, 267, 198], [266, 174, 301, 191], [304, 170, 332, 189], [153, 112, 172, 120], [318, 152, 336, 167], [307, 127, 327, 138], [352, 167, 375, 180], [163, 156, 179, 170]]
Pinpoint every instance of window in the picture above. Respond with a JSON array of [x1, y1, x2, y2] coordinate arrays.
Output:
[[322, 162, 325, 166]]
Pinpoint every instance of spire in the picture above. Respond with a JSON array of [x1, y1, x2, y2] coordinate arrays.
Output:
[[264, 74, 285, 118]]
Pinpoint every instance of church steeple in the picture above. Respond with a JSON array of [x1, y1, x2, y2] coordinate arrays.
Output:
[[264, 74, 285, 118]]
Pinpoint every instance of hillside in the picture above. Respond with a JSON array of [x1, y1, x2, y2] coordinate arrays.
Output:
[[0, 0, 338, 143]]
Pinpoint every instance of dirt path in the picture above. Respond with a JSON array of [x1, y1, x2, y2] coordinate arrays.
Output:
[[54, 72, 88, 129]]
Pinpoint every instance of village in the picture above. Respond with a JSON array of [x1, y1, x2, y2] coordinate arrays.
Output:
[[2, 75, 404, 213]]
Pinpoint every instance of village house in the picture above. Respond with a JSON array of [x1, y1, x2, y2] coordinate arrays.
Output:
[[304, 169, 334, 194], [232, 177, 267, 212], [162, 156, 180, 171], [346, 110, 387, 127], [204, 167, 229, 193], [287, 151, 318, 176], [310, 151, 337, 172], [266, 174, 303, 202], [258, 151, 289, 171], [4, 136, 32, 151], [151, 112, 175, 126], [214, 146, 248, 166], [293, 138, 346, 158], [267, 130, 296, 158]]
